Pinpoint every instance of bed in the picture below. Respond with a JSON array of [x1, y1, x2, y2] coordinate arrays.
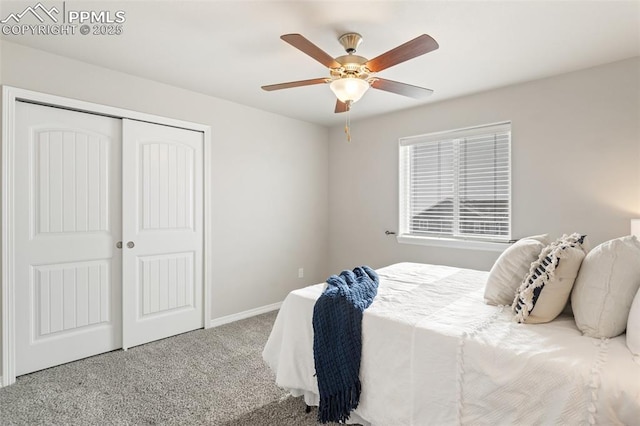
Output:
[[262, 262, 640, 425]]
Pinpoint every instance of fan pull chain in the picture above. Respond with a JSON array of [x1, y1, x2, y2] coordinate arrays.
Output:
[[344, 101, 352, 142]]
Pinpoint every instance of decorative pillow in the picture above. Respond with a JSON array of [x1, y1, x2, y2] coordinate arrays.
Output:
[[628, 289, 640, 357], [572, 235, 640, 338], [484, 234, 550, 306], [513, 233, 587, 324]]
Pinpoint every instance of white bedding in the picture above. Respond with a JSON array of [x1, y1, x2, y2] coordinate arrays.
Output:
[[262, 262, 640, 425]]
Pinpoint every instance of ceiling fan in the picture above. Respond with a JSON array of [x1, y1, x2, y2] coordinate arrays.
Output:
[[261, 32, 439, 113]]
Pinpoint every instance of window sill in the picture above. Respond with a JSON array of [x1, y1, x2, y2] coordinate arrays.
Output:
[[397, 234, 509, 252]]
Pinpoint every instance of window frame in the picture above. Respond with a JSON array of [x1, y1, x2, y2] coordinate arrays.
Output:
[[398, 122, 512, 251]]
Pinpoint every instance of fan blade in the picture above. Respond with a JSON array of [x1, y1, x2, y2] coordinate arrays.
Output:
[[281, 34, 340, 69], [366, 34, 439, 72], [261, 78, 328, 91], [334, 100, 349, 113], [371, 78, 433, 99]]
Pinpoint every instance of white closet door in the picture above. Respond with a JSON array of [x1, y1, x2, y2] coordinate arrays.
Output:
[[14, 102, 122, 375], [122, 119, 204, 349]]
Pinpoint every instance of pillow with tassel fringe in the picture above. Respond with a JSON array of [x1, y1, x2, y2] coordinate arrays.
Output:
[[513, 233, 587, 324]]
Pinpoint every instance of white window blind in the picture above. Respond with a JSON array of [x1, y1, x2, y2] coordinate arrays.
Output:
[[399, 122, 511, 243]]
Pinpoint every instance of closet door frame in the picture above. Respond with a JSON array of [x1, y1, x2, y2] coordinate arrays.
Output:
[[1, 86, 213, 387]]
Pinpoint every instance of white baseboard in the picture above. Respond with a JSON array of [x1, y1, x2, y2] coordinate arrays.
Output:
[[208, 301, 282, 328]]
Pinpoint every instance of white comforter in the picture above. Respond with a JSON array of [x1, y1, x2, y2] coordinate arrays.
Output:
[[262, 262, 640, 425]]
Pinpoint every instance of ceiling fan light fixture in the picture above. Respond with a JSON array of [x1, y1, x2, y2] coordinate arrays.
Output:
[[329, 77, 370, 103]]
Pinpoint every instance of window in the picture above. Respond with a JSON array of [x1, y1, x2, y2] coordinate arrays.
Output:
[[399, 122, 511, 246]]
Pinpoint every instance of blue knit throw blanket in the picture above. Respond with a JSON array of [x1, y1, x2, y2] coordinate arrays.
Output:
[[312, 266, 379, 424]]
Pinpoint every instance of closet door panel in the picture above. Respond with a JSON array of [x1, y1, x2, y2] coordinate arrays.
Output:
[[14, 102, 122, 376], [122, 119, 204, 349]]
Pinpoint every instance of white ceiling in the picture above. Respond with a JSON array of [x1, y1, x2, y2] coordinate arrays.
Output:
[[1, 0, 639, 126]]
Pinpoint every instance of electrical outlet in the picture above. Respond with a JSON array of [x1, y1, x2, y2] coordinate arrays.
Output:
[[298, 268, 304, 278]]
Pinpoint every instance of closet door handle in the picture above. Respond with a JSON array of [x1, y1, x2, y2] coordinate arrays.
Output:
[[127, 241, 135, 249], [116, 241, 123, 249]]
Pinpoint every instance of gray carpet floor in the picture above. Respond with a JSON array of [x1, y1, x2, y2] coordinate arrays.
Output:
[[0, 311, 349, 425]]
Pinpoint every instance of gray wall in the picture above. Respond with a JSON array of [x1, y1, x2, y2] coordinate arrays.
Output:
[[328, 57, 640, 273]]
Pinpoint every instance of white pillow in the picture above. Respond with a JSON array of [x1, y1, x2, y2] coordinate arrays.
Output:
[[572, 236, 640, 338], [484, 234, 550, 306], [628, 289, 640, 357], [513, 233, 586, 324]]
